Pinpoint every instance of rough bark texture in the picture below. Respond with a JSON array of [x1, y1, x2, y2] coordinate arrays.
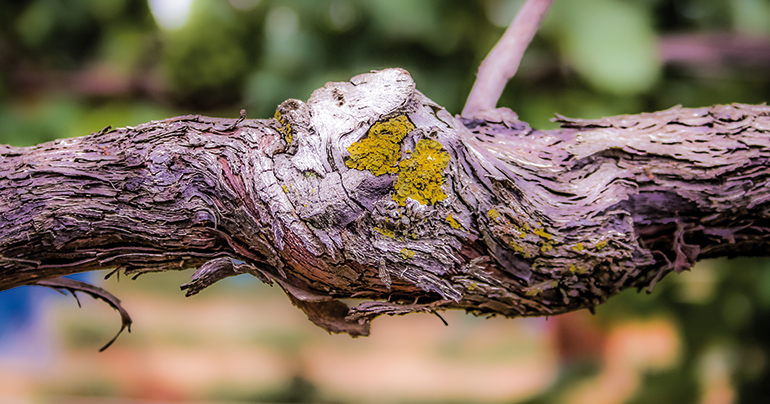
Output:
[[1, 68, 769, 337]]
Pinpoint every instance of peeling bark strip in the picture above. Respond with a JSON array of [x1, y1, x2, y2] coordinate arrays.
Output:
[[1, 69, 769, 340]]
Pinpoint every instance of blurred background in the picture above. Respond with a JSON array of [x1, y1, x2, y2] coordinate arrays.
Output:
[[1, 0, 770, 403]]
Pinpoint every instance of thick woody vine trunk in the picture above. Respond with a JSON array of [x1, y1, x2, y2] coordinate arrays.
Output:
[[1, 68, 769, 338]]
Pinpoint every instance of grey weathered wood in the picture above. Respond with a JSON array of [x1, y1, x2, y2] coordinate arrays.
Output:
[[1, 68, 769, 338]]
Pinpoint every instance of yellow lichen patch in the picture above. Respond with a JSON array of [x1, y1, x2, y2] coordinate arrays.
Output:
[[596, 241, 607, 250], [487, 209, 500, 221], [446, 214, 464, 230], [393, 139, 450, 205], [346, 115, 415, 176], [523, 280, 558, 297], [274, 110, 292, 144], [569, 264, 587, 275], [533, 226, 552, 240], [467, 282, 478, 291], [571, 243, 584, 252], [345, 115, 450, 206], [400, 248, 416, 259], [509, 240, 524, 253], [375, 227, 395, 238], [514, 224, 528, 238], [540, 241, 553, 252], [281, 185, 289, 193]]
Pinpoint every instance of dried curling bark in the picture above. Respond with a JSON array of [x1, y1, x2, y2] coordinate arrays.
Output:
[[1, 69, 769, 340]]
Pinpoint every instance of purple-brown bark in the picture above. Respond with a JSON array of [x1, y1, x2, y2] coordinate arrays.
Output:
[[1, 69, 769, 340]]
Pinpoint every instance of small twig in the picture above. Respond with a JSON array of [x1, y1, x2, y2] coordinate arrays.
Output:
[[462, 0, 554, 116], [224, 109, 247, 131], [432, 310, 449, 327]]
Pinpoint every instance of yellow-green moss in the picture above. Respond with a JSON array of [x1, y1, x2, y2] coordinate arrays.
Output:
[[393, 139, 450, 205], [400, 248, 416, 259], [446, 214, 464, 230], [274, 110, 292, 144], [345, 115, 415, 176]]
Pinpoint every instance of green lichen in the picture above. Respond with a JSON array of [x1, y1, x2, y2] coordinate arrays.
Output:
[[446, 214, 464, 230], [345, 115, 415, 176], [274, 110, 292, 144], [393, 139, 450, 205], [400, 248, 416, 259]]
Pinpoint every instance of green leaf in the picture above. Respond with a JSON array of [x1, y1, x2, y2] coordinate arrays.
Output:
[[555, 0, 661, 95], [731, 0, 770, 35]]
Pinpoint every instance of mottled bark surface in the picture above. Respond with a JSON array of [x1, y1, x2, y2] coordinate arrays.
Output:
[[1, 69, 769, 337]]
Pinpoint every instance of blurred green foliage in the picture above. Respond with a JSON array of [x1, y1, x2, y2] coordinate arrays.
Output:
[[1, 0, 770, 402], [2, 0, 769, 144]]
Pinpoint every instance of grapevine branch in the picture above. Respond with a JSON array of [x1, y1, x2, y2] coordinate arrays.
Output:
[[2, 3, 769, 345], [463, 0, 554, 116], [1, 68, 769, 344]]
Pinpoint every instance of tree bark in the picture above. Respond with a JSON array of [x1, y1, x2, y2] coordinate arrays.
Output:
[[1, 68, 769, 337]]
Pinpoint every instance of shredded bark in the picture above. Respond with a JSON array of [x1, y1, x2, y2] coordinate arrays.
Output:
[[1, 69, 769, 345], [35, 277, 132, 351]]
